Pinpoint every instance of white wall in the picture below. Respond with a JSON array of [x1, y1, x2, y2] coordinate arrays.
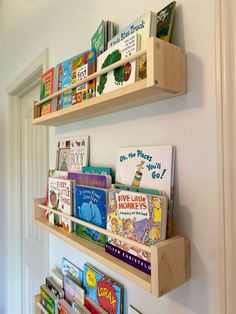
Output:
[[0, 0, 219, 313]]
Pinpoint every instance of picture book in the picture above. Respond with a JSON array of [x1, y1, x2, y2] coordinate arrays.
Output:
[[46, 277, 64, 299], [83, 263, 123, 314], [40, 284, 59, 314], [96, 32, 140, 96], [156, 1, 176, 42], [47, 177, 74, 232], [71, 298, 92, 314], [68, 172, 111, 189], [91, 20, 106, 55], [75, 185, 107, 246], [64, 275, 85, 306], [107, 11, 156, 79], [62, 257, 84, 284], [106, 189, 168, 273], [84, 296, 109, 314], [71, 48, 97, 105], [57, 135, 89, 172], [40, 67, 57, 116], [82, 166, 112, 176], [128, 305, 143, 314], [111, 183, 164, 196], [58, 299, 75, 314], [50, 268, 64, 289], [48, 169, 68, 179]]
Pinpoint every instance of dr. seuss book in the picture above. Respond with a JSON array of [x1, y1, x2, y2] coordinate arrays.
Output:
[[47, 177, 74, 232], [156, 1, 176, 42], [71, 48, 97, 105], [40, 67, 58, 116], [96, 33, 140, 96], [106, 189, 168, 274], [107, 11, 156, 79], [68, 172, 111, 189], [64, 275, 85, 306], [75, 185, 107, 246], [83, 263, 123, 314], [40, 284, 59, 314], [57, 136, 89, 172], [62, 257, 84, 284]]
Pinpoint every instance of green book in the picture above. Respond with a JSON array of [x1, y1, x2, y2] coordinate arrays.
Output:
[[156, 1, 176, 42], [91, 20, 105, 55]]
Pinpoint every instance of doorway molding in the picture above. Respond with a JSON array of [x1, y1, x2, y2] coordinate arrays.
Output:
[[6, 49, 48, 314]]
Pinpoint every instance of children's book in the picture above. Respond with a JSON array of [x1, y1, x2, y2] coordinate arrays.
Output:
[[96, 32, 140, 96], [83, 263, 123, 314], [71, 48, 97, 105], [106, 189, 168, 273], [111, 183, 164, 195], [47, 177, 74, 232], [156, 1, 176, 42], [71, 298, 92, 314], [62, 257, 84, 284], [75, 185, 107, 247], [68, 172, 111, 189], [58, 299, 75, 314], [84, 296, 108, 314], [40, 67, 57, 116], [82, 166, 112, 176], [57, 135, 89, 172], [48, 169, 68, 179], [64, 275, 85, 306], [40, 284, 59, 314], [91, 20, 106, 55], [107, 11, 156, 79], [46, 277, 64, 299], [50, 268, 64, 289]]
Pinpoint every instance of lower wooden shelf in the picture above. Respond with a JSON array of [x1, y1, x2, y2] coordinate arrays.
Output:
[[34, 294, 48, 314], [34, 198, 190, 297]]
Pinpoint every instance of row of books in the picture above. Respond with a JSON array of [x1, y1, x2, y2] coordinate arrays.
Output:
[[46, 143, 175, 275], [39, 2, 176, 116], [39, 257, 142, 314]]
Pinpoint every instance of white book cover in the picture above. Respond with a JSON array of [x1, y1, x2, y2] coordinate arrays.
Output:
[[115, 145, 174, 198], [57, 135, 89, 171], [107, 11, 156, 51], [96, 32, 140, 96]]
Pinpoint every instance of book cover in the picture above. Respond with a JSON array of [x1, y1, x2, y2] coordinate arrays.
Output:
[[71, 298, 92, 314], [68, 172, 111, 189], [96, 32, 139, 96], [40, 284, 58, 314], [82, 166, 112, 176], [72, 48, 97, 105], [40, 67, 57, 116], [47, 177, 74, 232], [91, 20, 106, 55], [156, 1, 176, 42], [111, 183, 164, 196], [64, 275, 85, 306], [84, 296, 108, 314], [107, 11, 156, 79], [58, 299, 75, 314], [62, 257, 84, 284], [106, 189, 168, 272], [83, 263, 123, 314], [75, 185, 107, 246], [57, 135, 89, 172]]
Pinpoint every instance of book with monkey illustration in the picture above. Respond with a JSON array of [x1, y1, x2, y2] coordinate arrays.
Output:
[[106, 189, 168, 274]]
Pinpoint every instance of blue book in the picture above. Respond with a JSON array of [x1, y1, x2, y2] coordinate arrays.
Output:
[[83, 263, 123, 314], [75, 185, 107, 246]]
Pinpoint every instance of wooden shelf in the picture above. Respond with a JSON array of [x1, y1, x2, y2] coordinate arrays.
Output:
[[34, 198, 190, 297], [33, 37, 186, 126], [34, 294, 48, 314]]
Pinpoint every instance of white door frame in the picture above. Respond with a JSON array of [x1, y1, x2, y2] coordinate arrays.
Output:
[[6, 49, 49, 314], [215, 0, 236, 313]]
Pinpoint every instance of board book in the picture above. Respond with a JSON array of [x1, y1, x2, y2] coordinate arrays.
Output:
[[71, 298, 92, 314], [68, 172, 111, 189], [40, 284, 59, 314], [47, 177, 74, 232], [58, 299, 75, 314], [83, 263, 123, 314], [57, 135, 89, 172], [96, 32, 140, 96], [75, 185, 107, 246], [62, 257, 83, 284], [40, 67, 57, 116], [82, 166, 112, 176], [46, 277, 64, 299], [106, 189, 168, 274], [107, 11, 156, 79], [156, 1, 176, 42], [64, 275, 85, 306]]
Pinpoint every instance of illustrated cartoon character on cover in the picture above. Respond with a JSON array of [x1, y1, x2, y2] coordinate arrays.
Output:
[[85, 268, 97, 288], [49, 190, 62, 226], [148, 225, 161, 244], [123, 218, 137, 241], [78, 202, 103, 241], [132, 160, 145, 187], [151, 196, 162, 223]]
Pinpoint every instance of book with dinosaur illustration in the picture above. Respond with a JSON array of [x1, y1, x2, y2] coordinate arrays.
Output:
[[71, 48, 97, 105], [156, 1, 176, 42], [40, 67, 58, 116], [47, 177, 74, 232], [83, 263, 123, 314], [96, 32, 140, 96], [106, 189, 168, 274], [75, 185, 107, 246], [107, 11, 156, 79], [56, 135, 89, 172]]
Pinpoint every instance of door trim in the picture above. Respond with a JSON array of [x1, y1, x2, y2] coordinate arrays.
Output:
[[6, 49, 49, 314]]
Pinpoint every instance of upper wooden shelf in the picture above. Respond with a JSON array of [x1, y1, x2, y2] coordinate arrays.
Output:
[[33, 37, 186, 126], [34, 198, 190, 297]]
